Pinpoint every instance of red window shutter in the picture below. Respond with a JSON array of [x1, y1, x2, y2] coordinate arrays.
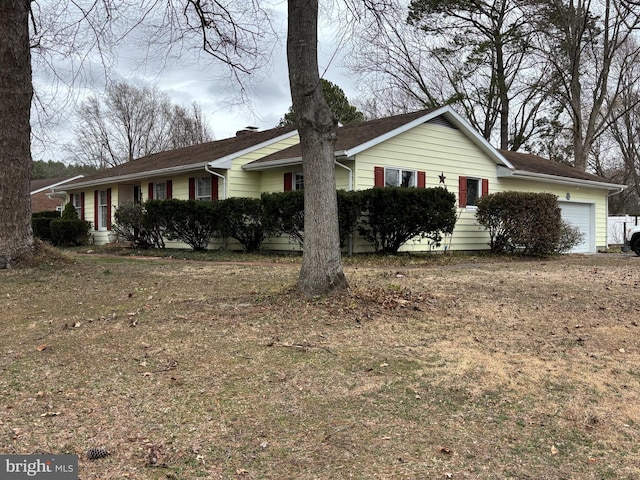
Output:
[[106, 188, 112, 230], [166, 180, 173, 199], [458, 176, 467, 207], [188, 178, 196, 200], [284, 172, 293, 191], [80, 192, 85, 220], [417, 171, 426, 188], [211, 175, 219, 201], [148, 182, 154, 200], [482, 178, 489, 197], [93, 190, 99, 230], [374, 166, 385, 187]]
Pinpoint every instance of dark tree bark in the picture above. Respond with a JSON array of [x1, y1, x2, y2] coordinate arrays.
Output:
[[287, 0, 348, 297], [0, 0, 33, 268]]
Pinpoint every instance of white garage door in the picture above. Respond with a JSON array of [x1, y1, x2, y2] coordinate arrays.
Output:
[[558, 202, 594, 253]]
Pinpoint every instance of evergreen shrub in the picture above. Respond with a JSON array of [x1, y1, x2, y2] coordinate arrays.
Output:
[[476, 191, 562, 255], [218, 197, 273, 252], [357, 187, 457, 254]]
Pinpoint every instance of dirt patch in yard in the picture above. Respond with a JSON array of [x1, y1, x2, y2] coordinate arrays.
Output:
[[1, 252, 639, 479]]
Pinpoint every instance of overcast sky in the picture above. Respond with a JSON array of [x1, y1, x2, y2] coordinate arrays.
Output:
[[30, 2, 360, 163]]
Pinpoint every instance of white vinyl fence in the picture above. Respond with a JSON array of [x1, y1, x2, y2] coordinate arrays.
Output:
[[608, 215, 640, 245]]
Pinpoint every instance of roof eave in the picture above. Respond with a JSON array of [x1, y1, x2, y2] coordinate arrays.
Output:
[[53, 163, 210, 191], [502, 169, 626, 190], [242, 157, 303, 171], [31, 175, 85, 195], [210, 129, 300, 170]]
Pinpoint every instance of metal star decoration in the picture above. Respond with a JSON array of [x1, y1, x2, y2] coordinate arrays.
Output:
[[439, 172, 446, 184]]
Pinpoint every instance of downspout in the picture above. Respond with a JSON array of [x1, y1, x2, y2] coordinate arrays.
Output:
[[335, 160, 354, 255], [204, 165, 227, 200], [205, 165, 228, 250], [334, 160, 353, 191]]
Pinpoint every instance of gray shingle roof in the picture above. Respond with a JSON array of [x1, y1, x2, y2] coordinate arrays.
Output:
[[246, 109, 436, 166], [498, 150, 611, 184]]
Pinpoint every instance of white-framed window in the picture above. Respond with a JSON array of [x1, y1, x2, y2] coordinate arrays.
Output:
[[294, 172, 304, 191], [465, 177, 481, 207], [155, 182, 167, 200], [72, 194, 82, 218], [98, 190, 108, 230], [385, 167, 417, 188], [196, 177, 212, 201]]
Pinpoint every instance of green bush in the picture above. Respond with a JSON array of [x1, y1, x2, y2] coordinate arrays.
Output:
[[218, 197, 274, 252], [136, 200, 169, 249], [476, 191, 562, 255], [32, 211, 61, 243], [158, 199, 220, 251], [33, 210, 62, 219], [337, 190, 362, 248], [113, 202, 155, 249], [358, 187, 457, 254], [60, 202, 78, 220], [50, 218, 91, 246], [261, 190, 305, 247], [32, 218, 54, 242]]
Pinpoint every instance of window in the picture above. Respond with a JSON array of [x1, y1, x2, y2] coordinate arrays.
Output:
[[458, 176, 489, 208], [284, 172, 304, 191], [98, 190, 108, 230], [72, 194, 82, 218], [385, 167, 416, 188], [155, 182, 167, 200], [196, 177, 211, 200], [466, 178, 481, 206]]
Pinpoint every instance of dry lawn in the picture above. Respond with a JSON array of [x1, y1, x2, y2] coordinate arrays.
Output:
[[1, 249, 639, 479]]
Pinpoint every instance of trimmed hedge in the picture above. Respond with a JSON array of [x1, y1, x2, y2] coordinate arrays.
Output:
[[50, 218, 92, 246], [158, 199, 221, 251], [476, 191, 562, 255], [112, 188, 460, 254], [357, 187, 457, 254], [217, 197, 273, 252], [32, 210, 61, 243], [34, 203, 91, 246], [113, 202, 158, 249], [337, 190, 362, 248], [261, 190, 305, 247]]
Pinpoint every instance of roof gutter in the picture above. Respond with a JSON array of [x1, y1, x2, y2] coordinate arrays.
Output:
[[53, 163, 211, 191], [31, 175, 85, 195], [501, 168, 626, 191], [242, 157, 303, 171]]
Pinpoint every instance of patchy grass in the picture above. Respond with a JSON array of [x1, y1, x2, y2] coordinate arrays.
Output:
[[1, 252, 639, 479]]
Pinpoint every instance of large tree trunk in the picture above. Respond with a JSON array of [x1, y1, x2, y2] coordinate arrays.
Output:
[[287, 0, 348, 297], [0, 0, 33, 268]]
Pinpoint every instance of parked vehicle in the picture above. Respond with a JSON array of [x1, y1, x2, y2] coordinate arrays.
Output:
[[624, 225, 640, 256]]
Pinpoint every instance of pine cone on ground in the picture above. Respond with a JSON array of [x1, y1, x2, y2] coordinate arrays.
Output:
[[86, 447, 110, 460]]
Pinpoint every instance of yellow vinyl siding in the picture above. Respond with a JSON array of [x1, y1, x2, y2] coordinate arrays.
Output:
[[354, 122, 498, 252], [258, 164, 351, 194], [228, 135, 300, 198]]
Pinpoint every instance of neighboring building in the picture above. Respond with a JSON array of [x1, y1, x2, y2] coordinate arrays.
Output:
[[54, 106, 624, 253], [31, 176, 84, 213]]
